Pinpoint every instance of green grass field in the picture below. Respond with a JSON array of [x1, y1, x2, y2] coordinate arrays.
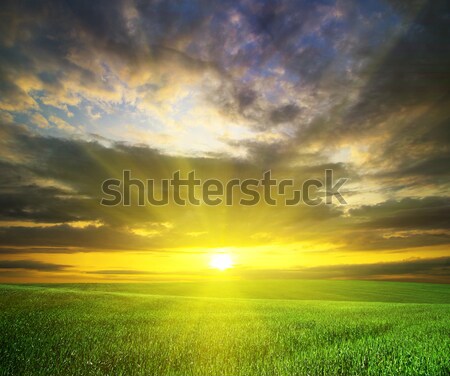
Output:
[[0, 280, 449, 376]]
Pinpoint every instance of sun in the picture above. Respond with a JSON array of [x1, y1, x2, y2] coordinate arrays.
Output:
[[209, 253, 233, 271]]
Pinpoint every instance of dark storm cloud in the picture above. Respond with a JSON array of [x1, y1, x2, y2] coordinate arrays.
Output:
[[0, 247, 80, 255], [343, 231, 450, 252], [238, 257, 450, 283], [339, 1, 449, 124], [396, 155, 450, 180], [305, 257, 450, 280], [350, 197, 450, 230], [0, 259, 69, 271], [270, 104, 301, 125], [0, 225, 158, 251], [0, 181, 93, 223]]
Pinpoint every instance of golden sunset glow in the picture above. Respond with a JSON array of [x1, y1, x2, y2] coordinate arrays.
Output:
[[0, 0, 448, 284]]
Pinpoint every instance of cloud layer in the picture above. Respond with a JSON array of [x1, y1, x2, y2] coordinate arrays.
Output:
[[0, 0, 449, 282]]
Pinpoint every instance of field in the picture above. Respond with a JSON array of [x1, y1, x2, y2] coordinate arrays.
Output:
[[0, 280, 449, 376]]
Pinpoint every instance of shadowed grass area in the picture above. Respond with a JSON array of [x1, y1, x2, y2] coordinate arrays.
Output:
[[0, 281, 449, 376]]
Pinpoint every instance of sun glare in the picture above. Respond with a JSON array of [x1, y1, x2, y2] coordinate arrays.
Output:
[[210, 253, 233, 271]]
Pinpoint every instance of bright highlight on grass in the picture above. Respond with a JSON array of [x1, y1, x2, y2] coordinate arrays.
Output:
[[210, 253, 233, 271]]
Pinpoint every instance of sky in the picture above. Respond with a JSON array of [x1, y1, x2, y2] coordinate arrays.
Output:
[[0, 0, 449, 283]]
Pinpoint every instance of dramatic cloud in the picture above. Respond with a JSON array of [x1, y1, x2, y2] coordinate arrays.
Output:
[[0, 259, 69, 272], [0, 0, 448, 282], [237, 257, 450, 283], [350, 197, 450, 230]]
